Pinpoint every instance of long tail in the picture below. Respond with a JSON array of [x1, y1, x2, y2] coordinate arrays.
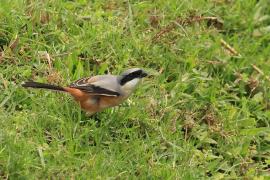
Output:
[[22, 81, 66, 92]]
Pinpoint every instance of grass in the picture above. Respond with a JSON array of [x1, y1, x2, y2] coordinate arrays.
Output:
[[0, 0, 270, 179]]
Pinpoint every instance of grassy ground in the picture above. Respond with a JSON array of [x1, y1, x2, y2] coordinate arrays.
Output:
[[0, 0, 270, 179]]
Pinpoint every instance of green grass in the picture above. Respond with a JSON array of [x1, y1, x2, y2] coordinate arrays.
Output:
[[1, 0, 270, 179]]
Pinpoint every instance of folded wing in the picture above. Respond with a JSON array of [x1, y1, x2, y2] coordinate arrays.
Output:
[[69, 76, 120, 97]]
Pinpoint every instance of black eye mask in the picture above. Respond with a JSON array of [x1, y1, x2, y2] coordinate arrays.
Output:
[[120, 70, 147, 85]]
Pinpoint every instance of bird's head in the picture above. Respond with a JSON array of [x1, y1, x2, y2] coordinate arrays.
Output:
[[119, 68, 148, 93]]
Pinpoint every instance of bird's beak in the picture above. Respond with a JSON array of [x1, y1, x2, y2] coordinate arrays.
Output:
[[141, 71, 148, 78]]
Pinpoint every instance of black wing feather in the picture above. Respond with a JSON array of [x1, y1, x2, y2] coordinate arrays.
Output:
[[72, 85, 120, 96], [69, 77, 120, 96]]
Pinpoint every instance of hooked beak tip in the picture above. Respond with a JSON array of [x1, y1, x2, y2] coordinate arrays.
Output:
[[141, 71, 148, 78]]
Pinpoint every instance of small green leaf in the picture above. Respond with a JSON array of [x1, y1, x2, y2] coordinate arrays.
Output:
[[240, 127, 269, 136]]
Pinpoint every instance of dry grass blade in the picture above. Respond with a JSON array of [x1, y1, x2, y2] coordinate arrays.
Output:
[[252, 64, 270, 82], [0, 51, 4, 63], [220, 39, 240, 56], [51, 52, 71, 58], [37, 51, 63, 83], [207, 60, 226, 65], [38, 51, 52, 69], [252, 64, 264, 75], [44, 52, 52, 69], [37, 146, 45, 168], [153, 15, 223, 41], [152, 23, 175, 40]]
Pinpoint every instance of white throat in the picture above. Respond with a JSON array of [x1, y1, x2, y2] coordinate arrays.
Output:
[[121, 78, 141, 95]]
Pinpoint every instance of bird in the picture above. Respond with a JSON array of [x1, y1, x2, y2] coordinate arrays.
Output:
[[22, 68, 148, 115]]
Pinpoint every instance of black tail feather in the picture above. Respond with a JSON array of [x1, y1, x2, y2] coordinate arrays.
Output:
[[22, 81, 66, 92]]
